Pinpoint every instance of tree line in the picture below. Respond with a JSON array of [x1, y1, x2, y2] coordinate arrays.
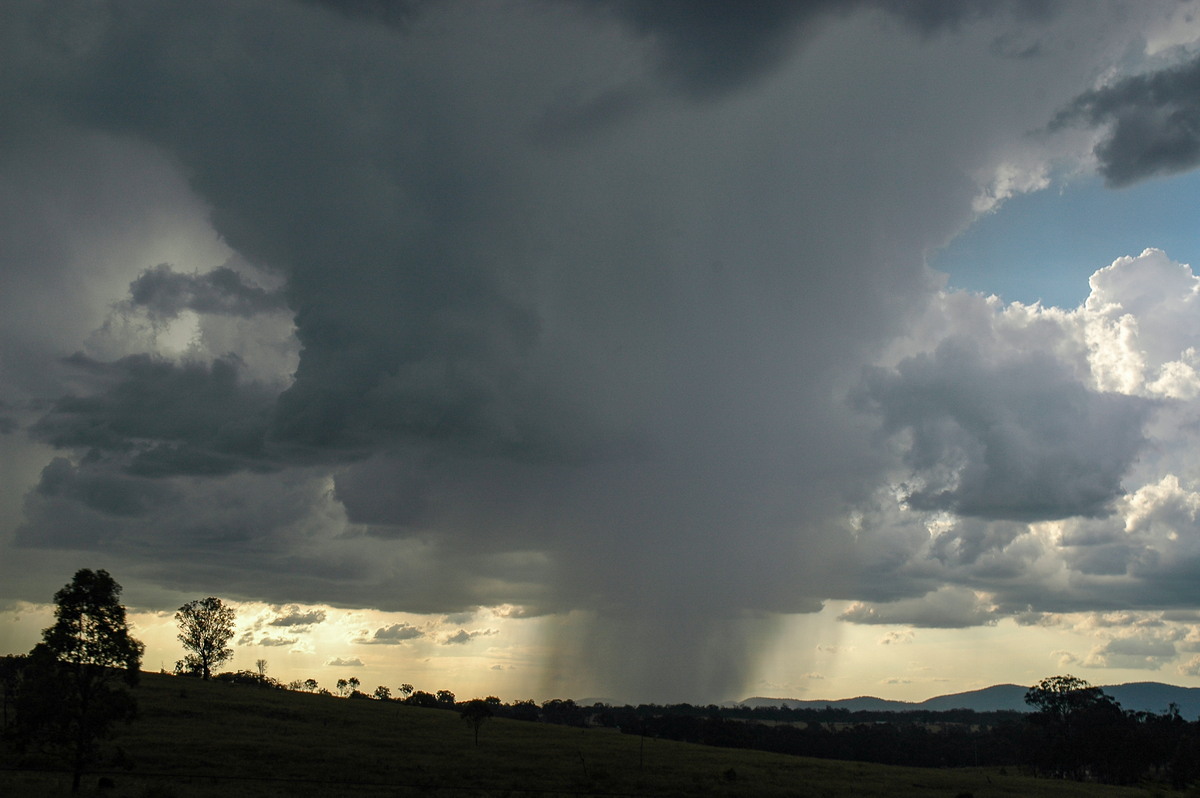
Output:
[[4, 569, 1200, 791]]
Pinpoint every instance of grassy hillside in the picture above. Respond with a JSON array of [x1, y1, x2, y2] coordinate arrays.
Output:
[[0, 672, 1165, 797]]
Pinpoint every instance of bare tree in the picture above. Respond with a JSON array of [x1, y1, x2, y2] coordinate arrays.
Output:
[[255, 658, 268, 677]]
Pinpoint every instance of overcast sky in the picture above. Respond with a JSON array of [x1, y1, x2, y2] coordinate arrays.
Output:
[[4, 0, 1200, 705]]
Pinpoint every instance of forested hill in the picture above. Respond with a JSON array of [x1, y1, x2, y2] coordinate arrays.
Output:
[[743, 682, 1200, 717]]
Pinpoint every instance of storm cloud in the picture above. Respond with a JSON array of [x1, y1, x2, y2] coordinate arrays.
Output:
[[863, 338, 1152, 521], [1055, 52, 1200, 187], [5, 0, 1200, 702]]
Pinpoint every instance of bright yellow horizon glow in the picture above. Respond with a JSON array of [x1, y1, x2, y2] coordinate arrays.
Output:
[[3, 598, 1199, 705]]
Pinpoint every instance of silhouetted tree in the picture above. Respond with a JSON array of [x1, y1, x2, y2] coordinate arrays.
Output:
[[374, 685, 391, 701], [507, 698, 540, 722], [436, 689, 456, 707], [17, 569, 143, 793], [406, 690, 440, 707], [460, 698, 493, 746], [304, 678, 318, 692], [255, 658, 268, 677], [336, 678, 349, 696], [1023, 674, 1129, 781], [175, 597, 235, 680], [348, 676, 361, 694], [0, 653, 26, 729], [398, 683, 413, 699]]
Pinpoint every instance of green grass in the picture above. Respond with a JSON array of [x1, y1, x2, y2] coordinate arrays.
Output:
[[0, 672, 1167, 797]]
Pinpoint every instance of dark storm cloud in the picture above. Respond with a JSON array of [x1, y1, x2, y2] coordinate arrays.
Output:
[[596, 0, 1055, 100], [32, 457, 177, 519], [597, 0, 844, 98], [298, 0, 425, 28], [127, 264, 287, 320], [863, 337, 1153, 521], [3, 0, 1181, 700], [893, 0, 1058, 35], [29, 353, 277, 477], [1053, 52, 1200, 187]]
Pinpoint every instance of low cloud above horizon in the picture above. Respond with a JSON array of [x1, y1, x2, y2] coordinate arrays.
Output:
[[4, 0, 1200, 704]]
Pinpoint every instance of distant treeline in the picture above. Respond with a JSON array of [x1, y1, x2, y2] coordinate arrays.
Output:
[[188, 669, 1200, 788]]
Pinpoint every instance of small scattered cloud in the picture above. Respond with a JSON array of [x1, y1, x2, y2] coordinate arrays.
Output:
[[326, 657, 364, 667], [357, 623, 425, 645], [1053, 650, 1079, 668], [256, 635, 297, 647], [878, 630, 915, 646], [442, 628, 498, 645], [270, 605, 328, 627]]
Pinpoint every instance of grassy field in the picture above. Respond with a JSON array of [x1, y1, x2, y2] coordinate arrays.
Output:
[[0, 672, 1180, 797]]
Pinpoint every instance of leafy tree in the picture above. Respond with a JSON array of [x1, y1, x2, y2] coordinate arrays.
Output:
[[175, 597, 235, 680], [336, 678, 349, 696], [406, 690, 440, 708], [436, 689, 456, 707], [460, 698, 494, 746], [374, 685, 391, 701], [1024, 675, 1104, 720], [398, 683, 413, 699], [17, 569, 143, 793], [304, 678, 318, 692], [1023, 674, 1130, 781], [348, 676, 361, 694]]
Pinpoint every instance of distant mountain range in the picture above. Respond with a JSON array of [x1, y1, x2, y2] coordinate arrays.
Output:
[[741, 682, 1200, 718]]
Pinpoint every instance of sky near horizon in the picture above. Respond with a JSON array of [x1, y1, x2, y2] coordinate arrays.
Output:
[[4, 0, 1200, 707]]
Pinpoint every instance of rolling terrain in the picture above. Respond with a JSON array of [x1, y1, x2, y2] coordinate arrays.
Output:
[[0, 672, 1165, 797]]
